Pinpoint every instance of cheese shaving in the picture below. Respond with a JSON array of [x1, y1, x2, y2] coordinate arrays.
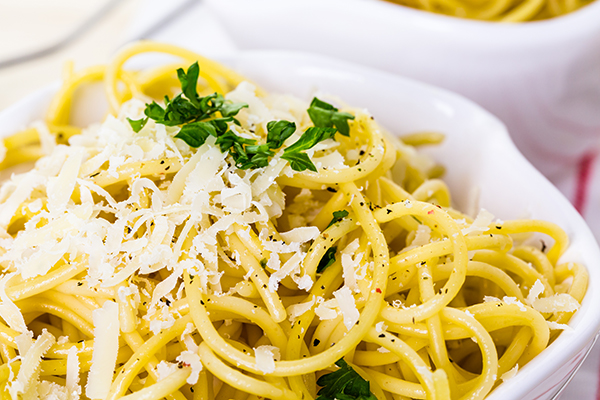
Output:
[[86, 301, 120, 399], [532, 293, 580, 313], [501, 364, 519, 382], [334, 286, 360, 330], [462, 208, 494, 235], [8, 329, 55, 399], [254, 345, 281, 374]]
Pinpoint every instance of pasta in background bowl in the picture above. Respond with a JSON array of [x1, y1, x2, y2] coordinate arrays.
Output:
[[204, 0, 600, 197], [0, 47, 598, 399]]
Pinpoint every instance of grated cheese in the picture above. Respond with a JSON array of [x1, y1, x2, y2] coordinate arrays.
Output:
[[254, 345, 280, 374], [8, 329, 55, 399], [86, 301, 120, 399], [334, 286, 360, 330], [37, 380, 69, 400], [501, 364, 519, 381], [375, 321, 388, 333], [526, 279, 545, 305], [315, 299, 339, 320], [461, 208, 494, 235], [406, 225, 432, 250], [341, 239, 361, 293], [176, 351, 203, 385], [156, 361, 179, 381], [547, 321, 574, 331], [66, 346, 81, 400], [532, 293, 580, 313]]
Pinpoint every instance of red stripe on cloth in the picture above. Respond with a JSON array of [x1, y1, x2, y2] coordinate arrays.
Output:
[[574, 151, 598, 215]]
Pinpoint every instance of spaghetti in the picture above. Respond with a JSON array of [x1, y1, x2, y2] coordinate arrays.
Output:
[[383, 0, 595, 22], [0, 41, 588, 400]]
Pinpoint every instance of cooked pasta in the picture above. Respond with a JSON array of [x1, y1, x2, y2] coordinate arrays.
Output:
[[0, 41, 588, 400], [383, 0, 595, 21]]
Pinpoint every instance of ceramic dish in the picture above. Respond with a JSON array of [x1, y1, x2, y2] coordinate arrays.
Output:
[[1, 51, 599, 399]]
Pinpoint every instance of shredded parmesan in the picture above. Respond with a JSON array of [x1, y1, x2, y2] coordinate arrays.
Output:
[[8, 329, 55, 399], [66, 346, 81, 400], [86, 301, 120, 399], [526, 279, 545, 305], [176, 351, 203, 385], [341, 239, 361, 293], [334, 286, 360, 330], [532, 293, 580, 313], [501, 364, 519, 381], [462, 208, 494, 235], [254, 345, 280, 374]]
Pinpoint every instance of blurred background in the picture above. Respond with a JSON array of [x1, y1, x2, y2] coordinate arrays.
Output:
[[0, 0, 141, 110]]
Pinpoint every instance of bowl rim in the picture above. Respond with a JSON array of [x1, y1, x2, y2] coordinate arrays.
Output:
[[206, 0, 600, 47]]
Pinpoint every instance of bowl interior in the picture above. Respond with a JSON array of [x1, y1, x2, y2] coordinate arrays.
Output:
[[1, 50, 599, 399]]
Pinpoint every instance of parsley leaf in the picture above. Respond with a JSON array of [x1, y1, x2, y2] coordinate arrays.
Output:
[[308, 97, 355, 137], [221, 101, 248, 118], [281, 151, 317, 172], [137, 62, 247, 129], [238, 143, 274, 170], [317, 247, 337, 273], [266, 120, 296, 149], [174, 117, 234, 148], [144, 101, 168, 123], [327, 210, 349, 229], [174, 122, 214, 148], [127, 117, 148, 133], [316, 359, 377, 400], [177, 62, 200, 107], [215, 130, 256, 153], [284, 126, 337, 154], [281, 126, 336, 172]]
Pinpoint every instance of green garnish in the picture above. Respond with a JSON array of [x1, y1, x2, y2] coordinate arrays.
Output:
[[266, 120, 296, 149], [317, 246, 337, 273], [127, 117, 148, 132], [281, 126, 337, 172], [308, 97, 355, 137], [259, 258, 268, 269], [128, 62, 247, 134], [316, 359, 377, 400], [129, 63, 354, 172], [327, 210, 349, 229]]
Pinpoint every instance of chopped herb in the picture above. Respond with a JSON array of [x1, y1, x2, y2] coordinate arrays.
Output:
[[411, 216, 423, 224], [281, 126, 337, 172], [214, 129, 256, 152], [307, 97, 355, 137], [266, 120, 296, 149], [317, 247, 337, 273], [129, 61, 247, 136], [127, 117, 148, 133], [316, 359, 377, 400], [327, 210, 349, 228], [259, 258, 268, 269], [131, 63, 355, 173], [281, 151, 317, 172], [284, 126, 337, 154]]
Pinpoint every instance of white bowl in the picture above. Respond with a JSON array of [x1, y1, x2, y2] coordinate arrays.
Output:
[[1, 51, 599, 400], [205, 0, 600, 187]]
